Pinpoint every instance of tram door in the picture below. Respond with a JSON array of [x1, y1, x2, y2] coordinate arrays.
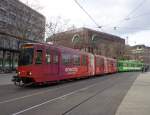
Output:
[[52, 49, 59, 75], [45, 47, 59, 80], [34, 48, 45, 79], [89, 54, 95, 76], [104, 58, 108, 73], [45, 48, 53, 78]]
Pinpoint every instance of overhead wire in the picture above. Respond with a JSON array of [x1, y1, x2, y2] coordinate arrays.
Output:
[[112, 0, 147, 31], [74, 0, 103, 29], [125, 0, 147, 18], [114, 26, 150, 31], [98, 0, 147, 30], [74, 0, 148, 33], [123, 12, 150, 21]]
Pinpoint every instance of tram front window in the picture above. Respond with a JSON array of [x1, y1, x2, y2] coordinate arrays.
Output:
[[18, 48, 34, 66]]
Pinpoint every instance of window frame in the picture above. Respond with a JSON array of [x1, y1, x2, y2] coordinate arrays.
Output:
[[73, 55, 80, 66], [82, 55, 87, 66], [46, 49, 51, 64], [35, 50, 43, 64], [53, 50, 59, 64], [61, 52, 72, 66]]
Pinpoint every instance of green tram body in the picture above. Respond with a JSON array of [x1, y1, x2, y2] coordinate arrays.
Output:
[[117, 60, 144, 72]]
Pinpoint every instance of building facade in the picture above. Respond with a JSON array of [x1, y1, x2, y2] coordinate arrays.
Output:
[[0, 0, 45, 73], [124, 45, 150, 64], [47, 28, 125, 59]]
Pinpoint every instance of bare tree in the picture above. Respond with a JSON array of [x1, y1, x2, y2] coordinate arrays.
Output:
[[46, 16, 76, 42]]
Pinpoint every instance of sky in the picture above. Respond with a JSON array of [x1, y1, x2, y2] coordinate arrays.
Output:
[[20, 0, 150, 46]]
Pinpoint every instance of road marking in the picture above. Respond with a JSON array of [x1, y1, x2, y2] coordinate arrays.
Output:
[[0, 77, 98, 104], [0, 82, 79, 104], [0, 90, 51, 104], [12, 82, 99, 115]]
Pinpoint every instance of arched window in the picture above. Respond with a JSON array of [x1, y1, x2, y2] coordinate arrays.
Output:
[[91, 34, 98, 42], [72, 34, 81, 43]]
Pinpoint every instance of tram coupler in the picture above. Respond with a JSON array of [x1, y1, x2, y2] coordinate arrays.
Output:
[[12, 76, 21, 82], [12, 76, 23, 86], [12, 76, 34, 87]]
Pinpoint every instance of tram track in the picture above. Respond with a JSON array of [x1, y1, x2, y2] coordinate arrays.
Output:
[[62, 75, 127, 115], [0, 73, 117, 104], [0, 72, 139, 115], [12, 72, 135, 115]]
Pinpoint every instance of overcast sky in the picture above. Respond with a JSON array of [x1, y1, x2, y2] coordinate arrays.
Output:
[[20, 0, 150, 46]]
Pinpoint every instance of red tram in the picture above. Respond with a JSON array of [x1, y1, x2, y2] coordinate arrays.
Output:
[[12, 43, 117, 86]]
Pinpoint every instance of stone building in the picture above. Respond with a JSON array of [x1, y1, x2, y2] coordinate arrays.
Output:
[[47, 27, 125, 59], [0, 0, 45, 73], [124, 45, 150, 64]]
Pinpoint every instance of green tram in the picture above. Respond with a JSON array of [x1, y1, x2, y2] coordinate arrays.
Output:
[[117, 60, 144, 72]]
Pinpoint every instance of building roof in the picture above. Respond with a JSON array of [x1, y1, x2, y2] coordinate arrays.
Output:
[[48, 27, 125, 43], [82, 27, 125, 43], [17, 0, 45, 19], [130, 44, 150, 49]]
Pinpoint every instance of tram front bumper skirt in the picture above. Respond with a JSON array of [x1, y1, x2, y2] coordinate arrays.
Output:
[[12, 76, 34, 86], [12, 76, 33, 83], [12, 76, 21, 82]]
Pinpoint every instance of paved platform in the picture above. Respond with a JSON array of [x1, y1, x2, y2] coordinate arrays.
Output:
[[0, 73, 16, 85], [116, 72, 150, 115]]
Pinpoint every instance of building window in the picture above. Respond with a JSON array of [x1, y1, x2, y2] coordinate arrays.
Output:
[[0, 0, 8, 6], [9, 13, 16, 21], [4, 51, 11, 69], [91, 34, 98, 41], [0, 9, 7, 17], [0, 21, 6, 27], [72, 34, 81, 43], [0, 38, 4, 48], [3, 39, 10, 49], [0, 51, 3, 70], [12, 39, 18, 50], [13, 53, 18, 69]]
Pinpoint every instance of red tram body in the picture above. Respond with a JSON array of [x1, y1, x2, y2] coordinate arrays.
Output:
[[13, 43, 117, 86]]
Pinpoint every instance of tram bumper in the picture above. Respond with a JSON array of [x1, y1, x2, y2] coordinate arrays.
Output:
[[12, 76, 21, 82], [12, 76, 34, 86]]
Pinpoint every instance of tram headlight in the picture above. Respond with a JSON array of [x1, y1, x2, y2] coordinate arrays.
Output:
[[18, 71, 20, 75], [27, 71, 32, 76]]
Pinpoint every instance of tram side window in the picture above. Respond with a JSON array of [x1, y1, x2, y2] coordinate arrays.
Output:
[[124, 63, 127, 67], [96, 58, 102, 66], [73, 55, 80, 66], [132, 64, 135, 67], [35, 50, 42, 64], [46, 49, 51, 64], [62, 53, 71, 66], [53, 52, 59, 64], [114, 62, 116, 67], [112, 61, 115, 67], [82, 55, 87, 65], [118, 62, 121, 66]]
